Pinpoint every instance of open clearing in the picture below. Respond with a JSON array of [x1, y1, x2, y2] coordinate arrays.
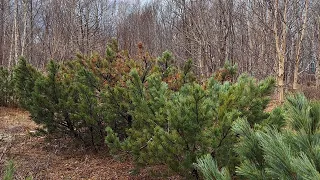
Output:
[[0, 107, 180, 180]]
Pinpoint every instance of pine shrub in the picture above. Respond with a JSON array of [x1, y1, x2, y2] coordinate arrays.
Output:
[[0, 67, 16, 107], [4, 48, 282, 179], [28, 60, 107, 145], [195, 94, 320, 179], [14, 42, 152, 146], [13, 57, 40, 108], [108, 64, 275, 177]]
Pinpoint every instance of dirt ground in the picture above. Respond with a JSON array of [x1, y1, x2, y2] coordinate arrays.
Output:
[[0, 107, 180, 180]]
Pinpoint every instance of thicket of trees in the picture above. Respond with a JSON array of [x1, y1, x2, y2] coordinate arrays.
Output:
[[0, 42, 284, 178], [0, 40, 319, 179], [0, 0, 320, 101]]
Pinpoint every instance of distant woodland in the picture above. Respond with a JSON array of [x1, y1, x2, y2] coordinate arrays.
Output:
[[0, 0, 319, 95]]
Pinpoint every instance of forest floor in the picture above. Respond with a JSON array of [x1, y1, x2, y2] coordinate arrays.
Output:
[[0, 107, 180, 180]]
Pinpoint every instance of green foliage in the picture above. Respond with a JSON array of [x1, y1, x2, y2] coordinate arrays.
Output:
[[223, 60, 238, 77], [0, 67, 16, 107], [210, 75, 275, 172], [13, 57, 40, 108], [3, 160, 15, 180], [157, 50, 174, 78], [28, 60, 107, 145], [2, 160, 33, 180], [121, 68, 213, 176], [232, 118, 266, 179], [119, 67, 275, 177], [214, 60, 238, 82], [181, 59, 196, 84], [30, 61, 64, 133], [195, 94, 320, 180], [13, 43, 152, 146], [194, 154, 231, 180], [105, 127, 121, 154], [1, 50, 280, 179], [262, 106, 285, 130], [102, 84, 131, 140], [237, 94, 320, 179]]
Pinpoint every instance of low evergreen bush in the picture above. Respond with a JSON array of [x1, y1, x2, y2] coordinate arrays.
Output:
[[3, 45, 281, 178], [195, 93, 320, 179], [0, 67, 16, 107], [13, 57, 40, 108], [12, 43, 156, 146], [106, 61, 275, 177]]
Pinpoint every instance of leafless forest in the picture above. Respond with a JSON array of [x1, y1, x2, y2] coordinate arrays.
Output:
[[0, 0, 319, 100]]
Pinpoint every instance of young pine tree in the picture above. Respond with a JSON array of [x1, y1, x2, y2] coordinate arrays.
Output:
[[0, 67, 16, 106], [13, 57, 40, 108], [112, 66, 275, 177]]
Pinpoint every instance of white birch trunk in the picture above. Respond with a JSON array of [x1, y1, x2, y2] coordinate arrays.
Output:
[[14, 0, 19, 65], [21, 0, 28, 57]]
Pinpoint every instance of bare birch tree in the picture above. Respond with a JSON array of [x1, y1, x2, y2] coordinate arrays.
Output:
[[273, 0, 288, 102]]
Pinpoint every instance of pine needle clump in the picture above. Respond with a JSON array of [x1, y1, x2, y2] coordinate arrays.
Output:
[[195, 93, 320, 180]]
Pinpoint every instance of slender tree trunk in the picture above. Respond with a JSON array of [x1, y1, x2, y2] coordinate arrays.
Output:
[[29, 0, 33, 63], [293, 0, 309, 90], [274, 0, 287, 102], [198, 41, 204, 77], [9, 24, 15, 68], [21, 0, 28, 57], [14, 0, 19, 65], [0, 0, 4, 66], [247, 0, 253, 75], [317, 16, 320, 87]]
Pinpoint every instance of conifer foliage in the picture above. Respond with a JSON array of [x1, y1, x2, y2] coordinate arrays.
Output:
[[13, 58, 40, 108], [3, 44, 280, 178], [195, 94, 320, 180], [106, 61, 275, 176], [12, 42, 152, 146], [0, 67, 16, 107], [14, 52, 123, 145]]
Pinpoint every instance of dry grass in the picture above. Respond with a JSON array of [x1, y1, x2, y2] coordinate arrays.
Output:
[[0, 107, 181, 180]]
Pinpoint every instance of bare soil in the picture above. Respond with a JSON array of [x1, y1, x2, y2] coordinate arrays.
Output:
[[0, 107, 180, 180]]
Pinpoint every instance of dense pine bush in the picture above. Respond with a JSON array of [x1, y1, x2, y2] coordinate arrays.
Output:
[[0, 67, 16, 107], [13, 57, 40, 108], [105, 59, 275, 177], [15, 51, 124, 146], [2, 44, 281, 178], [195, 93, 320, 179], [12, 43, 158, 146]]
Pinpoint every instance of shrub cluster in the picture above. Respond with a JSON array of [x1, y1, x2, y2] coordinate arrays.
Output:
[[11, 43, 184, 146], [2, 43, 279, 178], [109, 70, 275, 177]]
